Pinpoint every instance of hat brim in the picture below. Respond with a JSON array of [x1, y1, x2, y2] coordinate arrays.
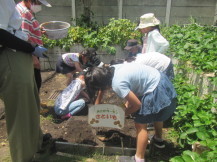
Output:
[[39, 0, 52, 7], [135, 21, 160, 30]]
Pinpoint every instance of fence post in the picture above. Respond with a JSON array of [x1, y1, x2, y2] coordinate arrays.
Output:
[[118, 0, 123, 19], [165, 0, 172, 26], [214, 1, 217, 25], [71, 0, 76, 25]]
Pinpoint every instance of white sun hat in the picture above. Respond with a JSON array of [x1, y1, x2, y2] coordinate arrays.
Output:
[[135, 13, 160, 30], [39, 0, 52, 7]]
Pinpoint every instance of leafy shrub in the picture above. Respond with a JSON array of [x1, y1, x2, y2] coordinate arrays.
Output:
[[43, 18, 141, 54], [170, 150, 217, 162], [42, 26, 91, 51], [170, 71, 217, 161], [162, 24, 217, 73], [95, 18, 141, 54]]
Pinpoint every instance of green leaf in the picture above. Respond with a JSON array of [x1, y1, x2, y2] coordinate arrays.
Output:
[[183, 150, 199, 161], [170, 156, 185, 162], [180, 132, 188, 139], [182, 154, 194, 162], [196, 131, 209, 140], [186, 128, 198, 134]]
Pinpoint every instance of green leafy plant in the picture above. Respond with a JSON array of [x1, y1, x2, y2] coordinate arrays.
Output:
[[43, 18, 141, 54], [96, 18, 141, 53], [162, 23, 217, 73], [170, 150, 217, 162], [42, 26, 91, 51]]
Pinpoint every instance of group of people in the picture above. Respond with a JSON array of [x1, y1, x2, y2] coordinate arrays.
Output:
[[0, 0, 176, 160], [53, 13, 177, 162]]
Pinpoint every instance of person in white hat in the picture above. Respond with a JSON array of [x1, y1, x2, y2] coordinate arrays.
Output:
[[136, 13, 169, 54], [16, 0, 52, 91]]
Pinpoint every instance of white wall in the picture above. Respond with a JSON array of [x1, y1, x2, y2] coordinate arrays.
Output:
[[33, 0, 217, 26]]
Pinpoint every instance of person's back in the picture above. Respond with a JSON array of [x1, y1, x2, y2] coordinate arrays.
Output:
[[145, 29, 169, 53], [62, 53, 80, 67], [55, 74, 83, 111], [135, 52, 170, 72], [112, 63, 160, 98]]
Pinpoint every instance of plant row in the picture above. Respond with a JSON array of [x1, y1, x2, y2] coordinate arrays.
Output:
[[162, 23, 217, 73], [42, 18, 141, 54], [170, 71, 217, 161]]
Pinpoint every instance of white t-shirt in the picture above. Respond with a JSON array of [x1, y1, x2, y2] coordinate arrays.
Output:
[[62, 53, 80, 67], [0, 0, 28, 41], [112, 63, 160, 98], [135, 52, 171, 72]]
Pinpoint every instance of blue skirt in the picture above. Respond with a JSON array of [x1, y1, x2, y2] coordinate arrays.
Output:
[[163, 61, 175, 80], [134, 73, 177, 124], [163, 61, 175, 81]]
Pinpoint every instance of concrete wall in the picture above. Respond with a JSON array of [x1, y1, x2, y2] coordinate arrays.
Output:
[[32, 0, 217, 26], [170, 0, 217, 25]]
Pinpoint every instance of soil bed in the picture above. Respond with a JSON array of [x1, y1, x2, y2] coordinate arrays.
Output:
[[0, 71, 182, 161]]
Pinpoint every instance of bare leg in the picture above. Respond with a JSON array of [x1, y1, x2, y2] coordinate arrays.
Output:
[[135, 123, 148, 159], [154, 121, 163, 139]]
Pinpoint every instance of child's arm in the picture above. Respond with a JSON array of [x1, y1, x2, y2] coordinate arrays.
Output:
[[124, 91, 141, 116], [94, 90, 104, 105], [74, 62, 83, 72]]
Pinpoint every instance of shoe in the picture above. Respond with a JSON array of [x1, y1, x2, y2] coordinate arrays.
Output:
[[147, 123, 154, 130], [151, 136, 165, 148], [61, 113, 71, 120]]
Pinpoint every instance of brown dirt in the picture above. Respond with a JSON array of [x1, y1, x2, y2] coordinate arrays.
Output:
[[39, 73, 137, 148], [0, 71, 182, 161]]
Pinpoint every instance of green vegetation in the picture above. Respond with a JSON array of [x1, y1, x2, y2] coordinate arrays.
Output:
[[161, 23, 217, 161], [43, 18, 141, 54], [162, 24, 217, 73]]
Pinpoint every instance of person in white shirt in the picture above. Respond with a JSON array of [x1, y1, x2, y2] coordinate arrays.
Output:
[[54, 72, 90, 119], [135, 13, 169, 54], [121, 39, 174, 80], [56, 48, 104, 85]]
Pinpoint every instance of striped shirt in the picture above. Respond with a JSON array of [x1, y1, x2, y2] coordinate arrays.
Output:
[[16, 2, 43, 46]]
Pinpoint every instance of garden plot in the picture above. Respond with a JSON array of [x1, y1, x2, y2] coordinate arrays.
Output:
[[38, 72, 182, 161]]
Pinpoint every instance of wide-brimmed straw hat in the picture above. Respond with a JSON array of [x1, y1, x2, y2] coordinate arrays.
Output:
[[135, 13, 160, 30], [39, 0, 52, 7]]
